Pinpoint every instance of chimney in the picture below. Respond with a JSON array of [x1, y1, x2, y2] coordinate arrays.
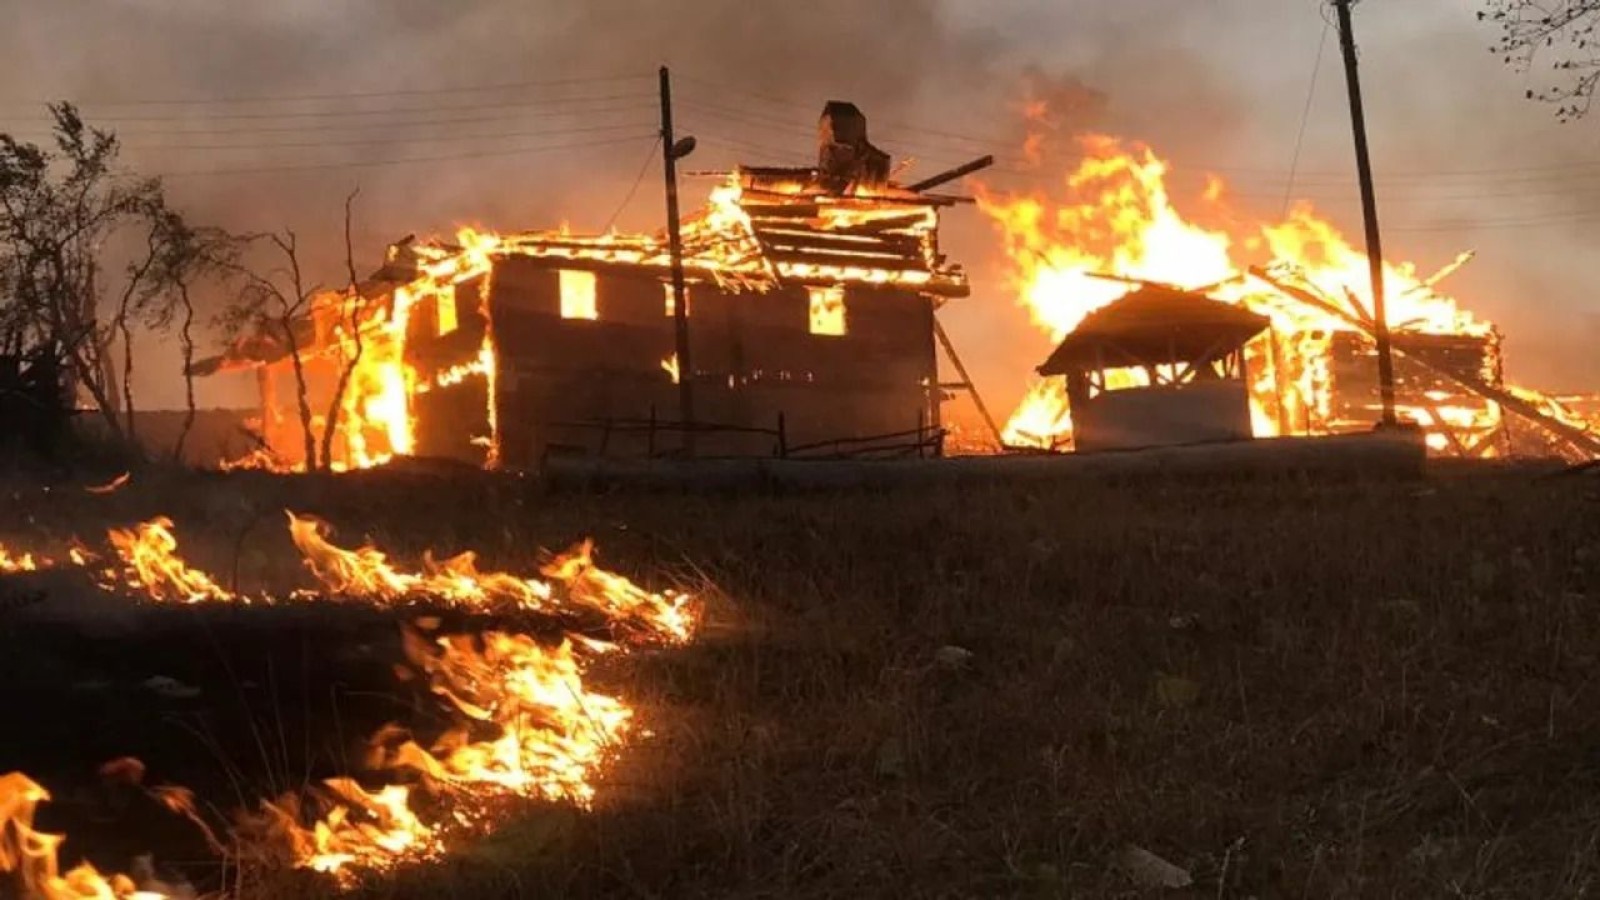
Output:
[[817, 101, 891, 190]]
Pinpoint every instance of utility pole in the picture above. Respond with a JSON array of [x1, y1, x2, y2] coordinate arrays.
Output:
[[1333, 0, 1398, 427], [659, 66, 697, 454]]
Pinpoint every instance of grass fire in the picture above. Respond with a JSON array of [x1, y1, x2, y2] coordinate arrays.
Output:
[[4, 2, 1600, 897], [0, 502, 694, 896]]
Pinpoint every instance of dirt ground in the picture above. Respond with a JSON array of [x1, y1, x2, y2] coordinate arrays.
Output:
[[2, 461, 1598, 898]]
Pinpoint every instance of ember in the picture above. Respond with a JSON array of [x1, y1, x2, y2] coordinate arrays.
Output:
[[0, 545, 44, 574]]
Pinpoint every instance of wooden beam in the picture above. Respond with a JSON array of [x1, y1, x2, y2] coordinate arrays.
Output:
[[907, 155, 995, 192], [763, 248, 929, 272], [1419, 402, 1471, 458], [1248, 265, 1600, 460]]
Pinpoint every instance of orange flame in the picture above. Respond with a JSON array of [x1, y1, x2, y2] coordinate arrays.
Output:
[[320, 227, 504, 472], [241, 626, 635, 882], [245, 778, 439, 879], [5, 510, 703, 888], [0, 772, 163, 899], [218, 447, 294, 474], [106, 518, 235, 604], [376, 630, 632, 807], [0, 544, 45, 574], [286, 512, 693, 643], [978, 133, 1503, 451]]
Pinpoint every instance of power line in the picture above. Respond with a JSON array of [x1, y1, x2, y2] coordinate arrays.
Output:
[[0, 101, 658, 139], [690, 119, 1600, 207], [13, 65, 1600, 200], [1386, 211, 1600, 233], [2, 90, 654, 124], [603, 137, 662, 232], [692, 132, 808, 160], [677, 72, 1012, 150], [685, 86, 1600, 188], [154, 133, 655, 178], [678, 102, 1034, 173], [17, 70, 1600, 191], [1283, 19, 1332, 216], [1162, 169, 1600, 202], [0, 72, 653, 109], [684, 113, 1600, 205], [99, 120, 656, 154], [675, 98, 818, 139]]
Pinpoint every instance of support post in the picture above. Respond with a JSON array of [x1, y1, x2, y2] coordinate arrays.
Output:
[[1333, 0, 1397, 427], [660, 66, 696, 454], [932, 315, 1003, 448]]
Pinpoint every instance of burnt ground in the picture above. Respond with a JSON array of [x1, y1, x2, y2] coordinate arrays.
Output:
[[2, 462, 1600, 898]]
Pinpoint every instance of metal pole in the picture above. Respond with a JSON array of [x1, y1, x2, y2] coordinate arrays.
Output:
[[1333, 0, 1397, 427], [659, 66, 696, 454]]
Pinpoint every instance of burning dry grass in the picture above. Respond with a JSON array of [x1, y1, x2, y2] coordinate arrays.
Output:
[[0, 479, 696, 897], [2, 464, 1599, 897]]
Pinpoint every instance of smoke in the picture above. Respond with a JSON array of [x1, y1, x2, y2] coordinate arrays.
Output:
[[0, 1, 1001, 252], [0, 0, 1002, 407], [1, 0, 1596, 411]]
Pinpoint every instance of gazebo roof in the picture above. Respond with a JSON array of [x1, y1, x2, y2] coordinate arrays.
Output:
[[1038, 285, 1271, 375]]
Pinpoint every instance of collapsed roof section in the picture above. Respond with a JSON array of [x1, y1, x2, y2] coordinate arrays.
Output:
[[385, 167, 969, 297]]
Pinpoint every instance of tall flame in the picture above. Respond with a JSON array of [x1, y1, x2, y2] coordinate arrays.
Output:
[[978, 134, 1499, 451]]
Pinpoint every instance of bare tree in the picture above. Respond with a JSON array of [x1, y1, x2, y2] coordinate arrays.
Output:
[[319, 189, 368, 471], [221, 232, 323, 471], [111, 225, 165, 445], [1482, 1, 1600, 119], [141, 213, 242, 462], [0, 104, 170, 444]]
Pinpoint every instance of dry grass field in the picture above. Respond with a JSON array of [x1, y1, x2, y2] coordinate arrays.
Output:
[[2, 461, 1598, 898]]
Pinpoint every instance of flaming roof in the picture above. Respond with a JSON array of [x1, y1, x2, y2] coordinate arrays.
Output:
[[399, 165, 967, 295], [1038, 284, 1271, 374], [195, 165, 966, 376]]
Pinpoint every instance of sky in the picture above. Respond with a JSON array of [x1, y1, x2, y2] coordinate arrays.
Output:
[[1, 0, 1596, 415]]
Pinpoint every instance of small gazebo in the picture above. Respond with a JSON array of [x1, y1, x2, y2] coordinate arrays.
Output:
[[1038, 284, 1271, 453]]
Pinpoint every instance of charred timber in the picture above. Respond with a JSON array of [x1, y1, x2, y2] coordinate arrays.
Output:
[[1249, 265, 1600, 459], [907, 155, 995, 193]]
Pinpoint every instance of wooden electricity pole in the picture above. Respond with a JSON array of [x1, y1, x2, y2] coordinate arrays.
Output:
[[1333, 0, 1398, 426], [659, 65, 696, 454]]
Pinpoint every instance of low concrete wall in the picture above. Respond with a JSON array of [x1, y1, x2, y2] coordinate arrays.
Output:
[[1075, 381, 1254, 453], [539, 429, 1427, 491]]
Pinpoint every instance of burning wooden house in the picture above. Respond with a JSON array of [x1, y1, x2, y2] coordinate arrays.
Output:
[[198, 102, 977, 470], [1036, 285, 1269, 453]]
